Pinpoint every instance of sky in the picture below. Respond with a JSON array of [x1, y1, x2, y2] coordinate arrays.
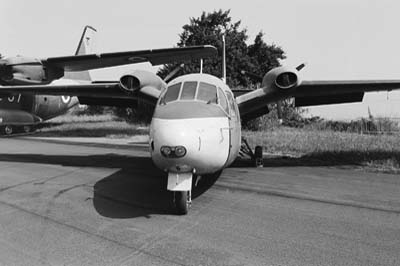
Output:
[[2, 0, 400, 120]]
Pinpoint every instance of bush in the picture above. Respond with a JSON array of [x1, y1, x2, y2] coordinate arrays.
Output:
[[305, 117, 400, 134]]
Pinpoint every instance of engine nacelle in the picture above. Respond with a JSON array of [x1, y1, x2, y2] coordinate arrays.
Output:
[[0, 56, 63, 85], [262, 66, 301, 92], [119, 70, 166, 94]]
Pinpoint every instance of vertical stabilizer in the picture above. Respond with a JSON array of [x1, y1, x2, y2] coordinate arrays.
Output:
[[64, 25, 97, 81]]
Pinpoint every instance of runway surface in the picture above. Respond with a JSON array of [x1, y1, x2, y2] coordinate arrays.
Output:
[[0, 137, 399, 266]]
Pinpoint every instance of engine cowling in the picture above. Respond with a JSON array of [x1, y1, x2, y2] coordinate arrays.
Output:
[[119, 70, 166, 94], [262, 66, 301, 92], [0, 56, 63, 85]]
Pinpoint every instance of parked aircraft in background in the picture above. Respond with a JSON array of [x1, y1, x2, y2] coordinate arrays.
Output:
[[2, 29, 400, 215], [0, 26, 215, 134]]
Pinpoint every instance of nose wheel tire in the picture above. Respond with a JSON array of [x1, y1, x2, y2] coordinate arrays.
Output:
[[173, 191, 191, 215]]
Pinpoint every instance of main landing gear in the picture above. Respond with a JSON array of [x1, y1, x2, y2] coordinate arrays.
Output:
[[240, 137, 263, 167]]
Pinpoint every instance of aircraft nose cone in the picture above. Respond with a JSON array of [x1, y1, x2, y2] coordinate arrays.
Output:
[[150, 116, 230, 175]]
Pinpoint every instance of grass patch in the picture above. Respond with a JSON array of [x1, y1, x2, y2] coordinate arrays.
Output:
[[243, 127, 400, 173], [243, 127, 400, 154], [35, 115, 400, 174], [36, 114, 148, 138]]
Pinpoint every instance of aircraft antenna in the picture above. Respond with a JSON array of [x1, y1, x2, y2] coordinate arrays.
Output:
[[222, 34, 226, 83]]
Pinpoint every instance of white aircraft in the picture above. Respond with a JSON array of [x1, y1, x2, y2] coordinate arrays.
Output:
[[2, 27, 400, 214]]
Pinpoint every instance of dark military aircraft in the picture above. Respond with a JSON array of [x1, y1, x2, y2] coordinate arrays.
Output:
[[0, 26, 215, 134], [2, 29, 400, 214]]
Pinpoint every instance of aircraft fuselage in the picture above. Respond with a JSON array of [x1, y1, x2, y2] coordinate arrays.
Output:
[[0, 56, 78, 133], [150, 74, 241, 196], [0, 93, 78, 133]]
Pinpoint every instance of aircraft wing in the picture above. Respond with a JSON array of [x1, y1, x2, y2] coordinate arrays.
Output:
[[236, 75, 400, 121], [0, 80, 162, 106], [293, 80, 400, 106], [0, 82, 122, 97], [44, 45, 217, 71]]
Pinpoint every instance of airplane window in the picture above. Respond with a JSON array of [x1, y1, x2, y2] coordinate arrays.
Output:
[[181, 81, 197, 100], [197, 82, 217, 104], [163, 83, 181, 103], [218, 87, 229, 114]]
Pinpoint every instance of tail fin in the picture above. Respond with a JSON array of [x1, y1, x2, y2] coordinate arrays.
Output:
[[64, 25, 97, 81]]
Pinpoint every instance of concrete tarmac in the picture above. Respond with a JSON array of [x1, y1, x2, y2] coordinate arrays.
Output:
[[0, 137, 399, 266]]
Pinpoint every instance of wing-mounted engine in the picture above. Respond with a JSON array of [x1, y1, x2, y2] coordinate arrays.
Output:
[[262, 66, 301, 95], [0, 56, 63, 85], [236, 66, 302, 122], [119, 70, 166, 96], [79, 70, 166, 110]]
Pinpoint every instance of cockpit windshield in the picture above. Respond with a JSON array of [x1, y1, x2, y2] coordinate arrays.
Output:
[[163, 82, 181, 103], [160, 81, 227, 112], [181, 81, 197, 100], [197, 82, 217, 104]]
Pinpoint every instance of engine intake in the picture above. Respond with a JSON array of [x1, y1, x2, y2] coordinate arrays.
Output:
[[119, 70, 166, 95], [275, 72, 298, 90], [262, 66, 301, 93], [120, 75, 140, 93]]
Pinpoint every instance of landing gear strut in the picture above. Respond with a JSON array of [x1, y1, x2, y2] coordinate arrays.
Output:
[[167, 172, 193, 215], [240, 137, 263, 167], [173, 190, 191, 215], [254, 145, 263, 167]]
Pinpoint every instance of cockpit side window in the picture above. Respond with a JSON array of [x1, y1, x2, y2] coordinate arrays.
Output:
[[218, 87, 229, 114], [197, 82, 217, 104], [180, 81, 197, 100], [163, 83, 181, 103]]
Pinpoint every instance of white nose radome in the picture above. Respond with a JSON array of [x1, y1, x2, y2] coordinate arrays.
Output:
[[150, 117, 230, 175]]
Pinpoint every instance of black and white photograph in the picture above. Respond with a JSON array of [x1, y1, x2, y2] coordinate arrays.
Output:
[[0, 0, 399, 265]]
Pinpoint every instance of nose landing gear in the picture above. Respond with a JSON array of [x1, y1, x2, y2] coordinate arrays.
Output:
[[167, 172, 193, 215], [173, 190, 191, 215]]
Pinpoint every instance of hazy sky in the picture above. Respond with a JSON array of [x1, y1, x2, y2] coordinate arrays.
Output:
[[2, 0, 400, 119]]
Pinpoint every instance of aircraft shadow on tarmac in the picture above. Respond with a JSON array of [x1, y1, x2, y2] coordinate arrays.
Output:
[[0, 153, 220, 218], [0, 150, 399, 218]]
